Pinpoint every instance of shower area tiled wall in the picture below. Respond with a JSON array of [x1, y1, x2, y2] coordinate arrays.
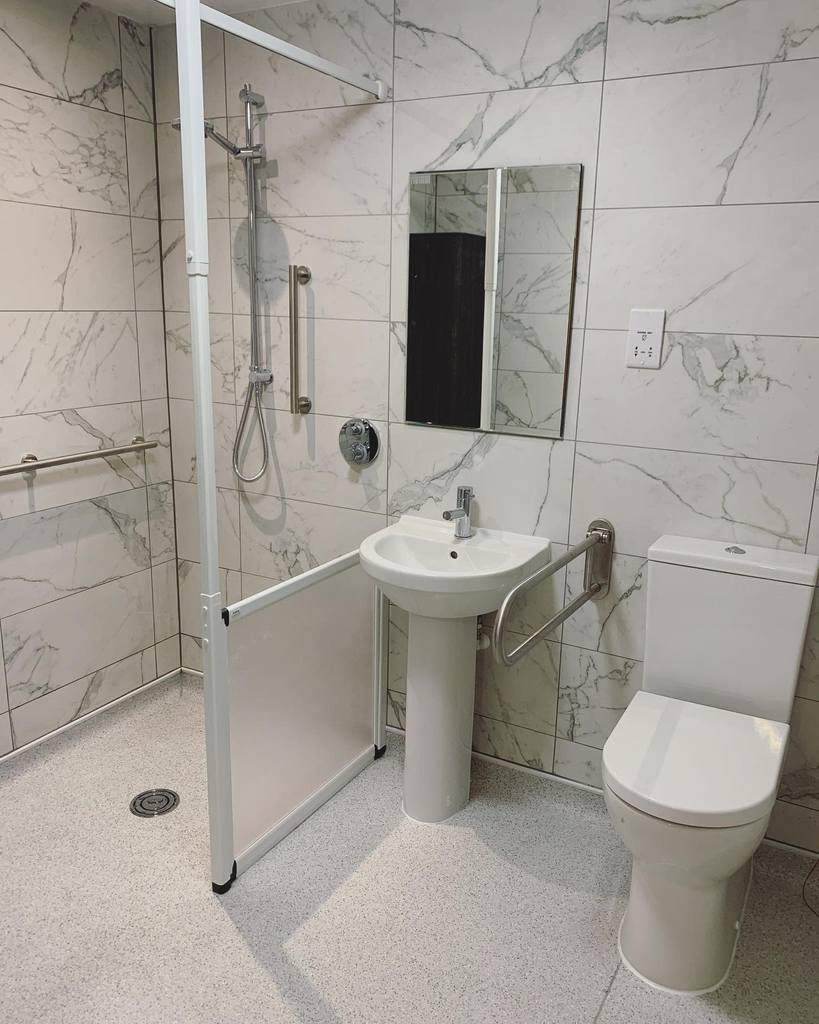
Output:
[[150, 0, 819, 854], [0, 0, 178, 754]]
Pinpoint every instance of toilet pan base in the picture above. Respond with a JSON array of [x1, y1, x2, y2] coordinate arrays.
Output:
[[618, 859, 753, 995]]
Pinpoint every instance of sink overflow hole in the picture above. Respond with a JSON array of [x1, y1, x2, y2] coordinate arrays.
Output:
[[450, 551, 458, 559]]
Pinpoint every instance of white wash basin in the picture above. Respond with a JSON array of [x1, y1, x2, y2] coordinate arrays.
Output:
[[360, 516, 551, 618]]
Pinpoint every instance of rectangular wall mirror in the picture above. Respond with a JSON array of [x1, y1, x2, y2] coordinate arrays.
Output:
[[405, 164, 582, 439]]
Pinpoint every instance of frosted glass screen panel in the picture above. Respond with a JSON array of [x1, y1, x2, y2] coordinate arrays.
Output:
[[405, 164, 582, 439], [227, 566, 374, 859]]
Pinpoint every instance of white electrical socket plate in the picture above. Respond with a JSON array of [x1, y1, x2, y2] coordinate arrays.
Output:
[[626, 308, 665, 369]]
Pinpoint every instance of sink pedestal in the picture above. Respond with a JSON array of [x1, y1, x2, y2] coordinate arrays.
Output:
[[403, 614, 477, 823]]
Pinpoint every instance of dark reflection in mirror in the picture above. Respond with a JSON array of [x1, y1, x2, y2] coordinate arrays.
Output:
[[405, 164, 582, 439]]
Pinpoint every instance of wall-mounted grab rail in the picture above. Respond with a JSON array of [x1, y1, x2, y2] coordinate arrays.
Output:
[[289, 264, 312, 414], [0, 436, 158, 478], [492, 519, 614, 667]]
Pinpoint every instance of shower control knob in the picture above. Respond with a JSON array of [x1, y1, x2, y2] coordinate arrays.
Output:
[[339, 419, 379, 467]]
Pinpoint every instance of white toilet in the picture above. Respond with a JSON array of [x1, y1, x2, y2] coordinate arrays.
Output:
[[602, 535, 818, 995]]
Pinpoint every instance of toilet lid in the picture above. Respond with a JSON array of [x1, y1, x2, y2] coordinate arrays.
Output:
[[602, 692, 789, 828]]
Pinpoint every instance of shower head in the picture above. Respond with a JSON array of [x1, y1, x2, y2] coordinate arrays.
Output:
[[170, 117, 242, 157]]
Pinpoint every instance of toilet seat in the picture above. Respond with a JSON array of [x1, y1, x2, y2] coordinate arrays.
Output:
[[602, 691, 789, 828]]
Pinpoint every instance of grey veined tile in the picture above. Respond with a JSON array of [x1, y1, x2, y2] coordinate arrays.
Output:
[[779, 696, 819, 811], [597, 61, 819, 207], [0, 85, 128, 214], [0, 489, 151, 619], [797, 588, 819, 702], [472, 714, 556, 774], [562, 553, 647, 662], [0, 312, 140, 416], [9, 648, 156, 748], [475, 639, 560, 736], [571, 443, 816, 557], [0, 203, 133, 312], [394, 0, 607, 99], [578, 331, 819, 464], [557, 646, 643, 750], [605, 0, 819, 79], [119, 17, 154, 123], [2, 570, 154, 709], [0, 0, 123, 112]]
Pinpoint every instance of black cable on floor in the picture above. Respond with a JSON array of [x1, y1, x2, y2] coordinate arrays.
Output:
[[802, 857, 819, 918]]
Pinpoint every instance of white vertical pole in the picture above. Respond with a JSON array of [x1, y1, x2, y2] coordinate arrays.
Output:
[[174, 0, 235, 890], [480, 168, 503, 432]]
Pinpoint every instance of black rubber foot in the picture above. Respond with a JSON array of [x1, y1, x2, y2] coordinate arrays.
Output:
[[374, 744, 387, 760], [212, 860, 237, 894]]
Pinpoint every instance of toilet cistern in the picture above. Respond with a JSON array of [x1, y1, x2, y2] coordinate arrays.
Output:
[[442, 485, 475, 538]]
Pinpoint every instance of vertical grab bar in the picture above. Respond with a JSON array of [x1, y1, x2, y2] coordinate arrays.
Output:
[[289, 264, 312, 414]]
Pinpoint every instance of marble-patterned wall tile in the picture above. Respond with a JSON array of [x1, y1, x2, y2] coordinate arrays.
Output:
[[587, 204, 819, 336], [472, 714, 556, 774], [9, 646, 154, 749], [2, 569, 153, 709], [501, 253, 575, 316], [0, 86, 127, 214], [136, 311, 168, 401], [119, 17, 153, 122], [0, 0, 122, 112], [156, 635, 181, 676], [497, 314, 570, 374], [0, 489, 150, 619], [153, 23, 226, 124], [125, 117, 158, 219], [233, 315, 389, 420], [779, 696, 819, 810], [798, 590, 819, 702], [181, 634, 203, 673], [152, 559, 179, 643], [808, 475, 819, 556], [605, 0, 819, 79], [0, 713, 11, 756], [142, 398, 173, 485], [474, 639, 560, 735], [394, 0, 607, 99], [241, 410, 388, 514], [239, 492, 384, 581], [0, 403, 145, 520], [387, 688, 406, 730], [557, 646, 643, 749], [503, 190, 582, 254], [233, 215, 391, 322], [562, 553, 647, 662], [161, 218, 233, 314], [388, 605, 408, 694], [571, 442, 815, 556], [166, 312, 236, 404], [147, 482, 176, 565], [131, 216, 164, 311], [0, 203, 133, 312], [223, 0, 394, 115], [156, 119, 230, 220], [494, 370, 565, 436], [578, 331, 819, 464], [388, 423, 574, 541], [228, 105, 392, 218], [598, 61, 819, 208], [392, 84, 601, 214], [169, 398, 236, 489], [174, 480, 240, 571], [553, 738, 602, 788], [388, 321, 406, 423], [0, 654, 7, 715], [0, 312, 139, 415]]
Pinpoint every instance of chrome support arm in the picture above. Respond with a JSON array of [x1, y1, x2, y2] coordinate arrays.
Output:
[[0, 437, 157, 478], [289, 264, 312, 414], [492, 519, 615, 667]]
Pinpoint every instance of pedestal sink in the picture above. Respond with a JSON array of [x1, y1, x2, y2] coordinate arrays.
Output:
[[360, 516, 551, 822]]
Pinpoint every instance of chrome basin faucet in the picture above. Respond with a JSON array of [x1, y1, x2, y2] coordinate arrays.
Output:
[[443, 485, 475, 539]]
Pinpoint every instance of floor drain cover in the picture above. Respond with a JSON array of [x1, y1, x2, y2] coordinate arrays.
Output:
[[130, 789, 179, 817]]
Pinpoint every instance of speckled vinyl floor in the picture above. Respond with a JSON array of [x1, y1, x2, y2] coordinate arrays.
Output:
[[0, 673, 817, 1024]]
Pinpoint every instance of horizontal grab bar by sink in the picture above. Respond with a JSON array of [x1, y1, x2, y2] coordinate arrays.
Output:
[[0, 437, 158, 478]]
